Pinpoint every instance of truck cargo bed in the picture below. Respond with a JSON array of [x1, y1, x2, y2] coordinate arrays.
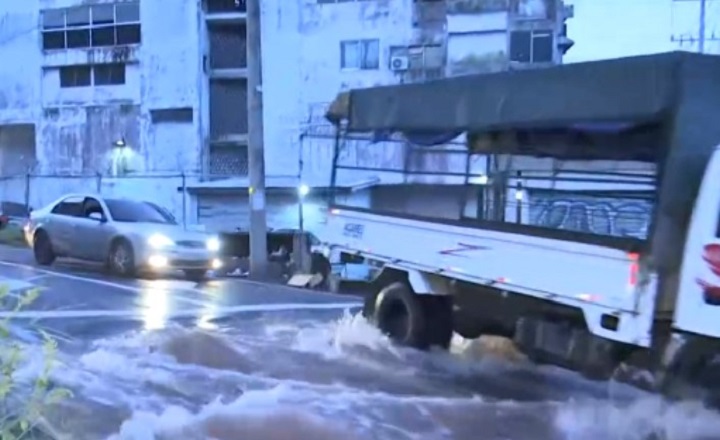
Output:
[[324, 206, 645, 314]]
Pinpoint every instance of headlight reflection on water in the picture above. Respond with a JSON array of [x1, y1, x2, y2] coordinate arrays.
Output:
[[141, 284, 170, 331]]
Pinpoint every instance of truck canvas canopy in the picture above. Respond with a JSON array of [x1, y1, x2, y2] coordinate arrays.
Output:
[[325, 51, 720, 272]]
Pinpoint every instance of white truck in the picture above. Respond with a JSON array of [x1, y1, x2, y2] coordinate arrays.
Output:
[[317, 51, 720, 401]]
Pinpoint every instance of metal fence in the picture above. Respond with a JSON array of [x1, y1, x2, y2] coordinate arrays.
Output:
[[0, 172, 202, 226], [301, 125, 657, 240]]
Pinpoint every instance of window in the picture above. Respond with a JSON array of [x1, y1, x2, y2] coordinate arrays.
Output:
[[509, 30, 553, 63], [340, 39, 380, 70], [41, 3, 141, 51], [93, 63, 126, 85], [105, 199, 174, 224], [208, 144, 248, 177], [146, 202, 178, 224], [50, 197, 84, 216], [60, 65, 92, 87], [81, 197, 106, 218], [205, 0, 247, 13], [59, 64, 126, 87], [150, 107, 194, 123], [390, 44, 444, 70]]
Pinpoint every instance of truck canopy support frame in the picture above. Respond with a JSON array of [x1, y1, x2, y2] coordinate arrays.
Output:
[[325, 51, 720, 273]]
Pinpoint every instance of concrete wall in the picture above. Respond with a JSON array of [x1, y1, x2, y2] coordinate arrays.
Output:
[[0, 173, 195, 226], [0, 0, 203, 176], [0, 0, 575, 232], [0, 125, 36, 175], [0, 1, 42, 124], [263, 0, 416, 182]]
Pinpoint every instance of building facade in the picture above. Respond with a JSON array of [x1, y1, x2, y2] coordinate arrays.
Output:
[[0, 0, 573, 233]]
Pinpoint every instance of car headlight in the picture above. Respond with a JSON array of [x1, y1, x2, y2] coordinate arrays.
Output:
[[148, 234, 174, 248], [206, 237, 220, 251]]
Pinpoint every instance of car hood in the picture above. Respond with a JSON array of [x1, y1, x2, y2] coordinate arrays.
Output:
[[115, 223, 211, 241]]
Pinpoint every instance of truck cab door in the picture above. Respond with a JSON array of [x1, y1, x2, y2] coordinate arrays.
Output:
[[674, 145, 720, 337]]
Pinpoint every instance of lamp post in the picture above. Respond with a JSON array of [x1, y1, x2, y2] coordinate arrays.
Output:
[[296, 183, 310, 272]]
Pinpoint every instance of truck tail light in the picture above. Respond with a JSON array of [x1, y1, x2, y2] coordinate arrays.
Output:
[[628, 252, 640, 287]]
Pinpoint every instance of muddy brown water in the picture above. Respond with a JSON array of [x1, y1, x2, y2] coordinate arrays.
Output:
[[10, 309, 720, 440]]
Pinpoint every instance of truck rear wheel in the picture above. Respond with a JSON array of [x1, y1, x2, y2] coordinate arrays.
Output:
[[371, 282, 453, 350]]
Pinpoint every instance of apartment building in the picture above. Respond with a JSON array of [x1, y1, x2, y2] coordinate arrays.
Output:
[[0, 0, 572, 232]]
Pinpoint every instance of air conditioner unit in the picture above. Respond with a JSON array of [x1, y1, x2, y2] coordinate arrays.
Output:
[[390, 55, 409, 72]]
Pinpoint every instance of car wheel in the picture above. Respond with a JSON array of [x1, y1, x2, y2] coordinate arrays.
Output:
[[109, 239, 136, 277], [33, 230, 55, 266], [183, 269, 207, 283]]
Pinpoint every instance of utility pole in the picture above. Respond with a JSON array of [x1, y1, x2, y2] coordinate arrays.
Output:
[[246, 0, 268, 278], [671, 0, 718, 52], [699, 0, 707, 52]]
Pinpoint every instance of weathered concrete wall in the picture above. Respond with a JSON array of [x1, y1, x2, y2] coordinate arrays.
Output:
[[2, 0, 203, 176], [286, 1, 564, 187], [0, 0, 576, 229], [40, 105, 141, 173], [0, 173, 196, 225], [0, 125, 37, 175], [140, 0, 203, 173], [0, 0, 203, 222], [264, 0, 415, 183], [0, 2, 41, 124]]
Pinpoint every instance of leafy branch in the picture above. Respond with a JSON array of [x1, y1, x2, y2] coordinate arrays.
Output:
[[0, 286, 71, 440]]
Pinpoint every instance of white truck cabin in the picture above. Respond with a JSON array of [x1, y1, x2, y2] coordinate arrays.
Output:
[[317, 51, 720, 398]]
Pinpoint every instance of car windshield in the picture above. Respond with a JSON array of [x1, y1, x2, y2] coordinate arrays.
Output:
[[146, 201, 177, 223], [104, 199, 176, 224]]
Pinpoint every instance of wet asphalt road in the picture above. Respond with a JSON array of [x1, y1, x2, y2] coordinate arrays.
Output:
[[5, 245, 720, 440], [0, 244, 634, 405], [0, 245, 361, 341]]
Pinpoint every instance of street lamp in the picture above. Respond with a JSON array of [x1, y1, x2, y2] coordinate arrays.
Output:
[[296, 183, 310, 272], [110, 138, 131, 176], [298, 184, 310, 197]]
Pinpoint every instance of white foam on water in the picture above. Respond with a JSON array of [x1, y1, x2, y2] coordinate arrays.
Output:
[[109, 384, 363, 440], [554, 396, 720, 440], [292, 309, 402, 359], [16, 309, 720, 440]]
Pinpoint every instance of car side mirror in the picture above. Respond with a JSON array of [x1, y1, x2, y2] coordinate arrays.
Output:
[[88, 212, 106, 222]]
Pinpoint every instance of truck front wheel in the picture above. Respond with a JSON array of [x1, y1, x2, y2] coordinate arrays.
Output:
[[371, 282, 453, 350]]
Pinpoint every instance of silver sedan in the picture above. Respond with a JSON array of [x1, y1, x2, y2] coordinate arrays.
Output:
[[24, 194, 222, 281]]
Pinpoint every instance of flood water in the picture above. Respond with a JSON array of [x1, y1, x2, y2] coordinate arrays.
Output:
[[10, 308, 720, 440]]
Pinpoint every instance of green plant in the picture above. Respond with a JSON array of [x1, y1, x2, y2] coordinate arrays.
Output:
[[0, 225, 27, 248], [0, 286, 71, 439]]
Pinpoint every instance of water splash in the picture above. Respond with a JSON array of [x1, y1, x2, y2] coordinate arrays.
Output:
[[555, 396, 720, 440], [13, 310, 720, 440]]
